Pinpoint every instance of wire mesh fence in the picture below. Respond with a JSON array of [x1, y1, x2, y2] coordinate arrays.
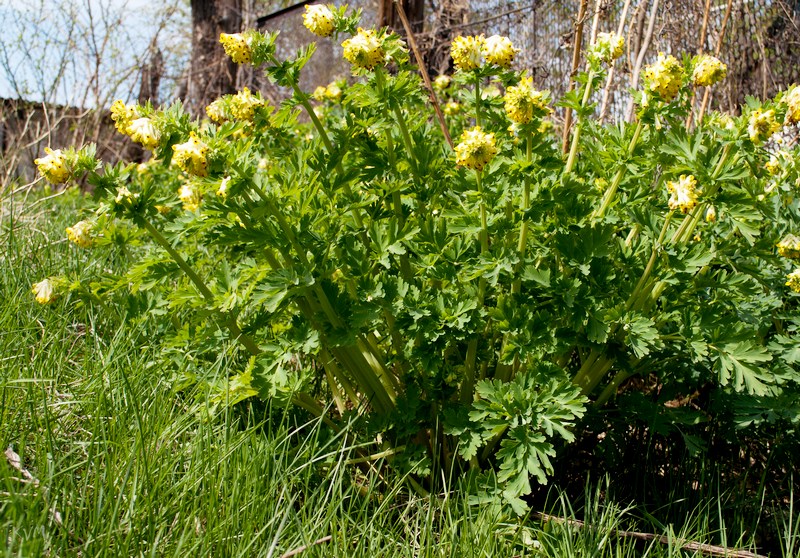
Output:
[[251, 0, 800, 120]]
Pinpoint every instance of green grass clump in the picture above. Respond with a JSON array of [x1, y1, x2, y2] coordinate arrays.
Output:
[[1, 190, 797, 557]]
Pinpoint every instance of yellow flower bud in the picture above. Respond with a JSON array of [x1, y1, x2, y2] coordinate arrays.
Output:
[[220, 33, 252, 64], [34, 147, 70, 184], [302, 4, 335, 37], [482, 35, 517, 68], [455, 127, 497, 171], [450, 35, 484, 71], [66, 220, 94, 248], [642, 53, 684, 101], [589, 32, 624, 64], [705, 206, 717, 223], [433, 74, 451, 91], [217, 176, 231, 198], [179, 182, 202, 212], [443, 100, 461, 115], [692, 55, 727, 87], [324, 82, 342, 101], [342, 28, 384, 70], [172, 132, 209, 177], [115, 186, 140, 204], [667, 174, 699, 213]]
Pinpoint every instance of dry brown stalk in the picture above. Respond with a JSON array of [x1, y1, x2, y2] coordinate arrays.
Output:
[[561, 0, 590, 154], [534, 512, 768, 558], [696, 0, 734, 124], [625, 0, 661, 122], [279, 535, 333, 558], [393, 0, 453, 149]]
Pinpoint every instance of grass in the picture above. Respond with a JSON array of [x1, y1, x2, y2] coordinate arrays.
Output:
[[1, 187, 797, 557]]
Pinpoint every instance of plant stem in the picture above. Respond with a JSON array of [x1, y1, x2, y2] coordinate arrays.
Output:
[[626, 211, 673, 311], [512, 135, 534, 295], [136, 217, 261, 355], [474, 73, 482, 128], [592, 119, 644, 220], [462, 170, 489, 402], [564, 70, 595, 174]]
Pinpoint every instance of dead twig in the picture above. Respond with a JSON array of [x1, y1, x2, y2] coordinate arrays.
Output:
[[279, 535, 333, 558], [534, 512, 768, 558], [394, 0, 453, 149]]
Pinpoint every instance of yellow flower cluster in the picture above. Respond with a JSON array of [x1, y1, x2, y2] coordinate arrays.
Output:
[[667, 174, 699, 213], [777, 234, 800, 259], [784, 85, 800, 125], [590, 32, 624, 64], [34, 147, 70, 184], [342, 28, 384, 70], [31, 278, 59, 305], [692, 55, 727, 87], [786, 269, 800, 293], [747, 108, 780, 144], [455, 127, 497, 171], [179, 182, 202, 212], [503, 76, 549, 124], [110, 100, 160, 150], [66, 220, 93, 248], [173, 132, 209, 177], [451, 35, 484, 71], [110, 100, 137, 134], [303, 4, 335, 37], [220, 33, 252, 64], [642, 53, 684, 101], [483, 35, 517, 68], [230, 87, 266, 121], [127, 117, 160, 150]]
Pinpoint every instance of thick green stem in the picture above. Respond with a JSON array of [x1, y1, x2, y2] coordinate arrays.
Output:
[[474, 73, 482, 127], [512, 135, 534, 295], [392, 103, 420, 178], [136, 217, 261, 356], [564, 70, 595, 174], [592, 119, 644, 220], [626, 211, 673, 311], [463, 170, 490, 402]]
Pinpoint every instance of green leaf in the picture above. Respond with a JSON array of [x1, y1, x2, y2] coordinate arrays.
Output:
[[711, 341, 773, 395]]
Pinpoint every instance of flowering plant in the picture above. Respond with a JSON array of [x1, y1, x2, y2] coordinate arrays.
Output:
[[38, 10, 800, 512]]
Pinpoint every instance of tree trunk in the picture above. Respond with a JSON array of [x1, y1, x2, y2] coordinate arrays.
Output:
[[379, 0, 425, 34], [186, 0, 242, 117]]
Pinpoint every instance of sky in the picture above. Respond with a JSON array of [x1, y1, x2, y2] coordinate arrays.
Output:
[[0, 0, 189, 107]]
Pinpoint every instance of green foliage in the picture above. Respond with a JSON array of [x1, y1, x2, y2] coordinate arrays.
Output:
[[37, 12, 800, 513]]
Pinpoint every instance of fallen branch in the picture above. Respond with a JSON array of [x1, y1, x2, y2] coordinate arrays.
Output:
[[534, 512, 768, 558]]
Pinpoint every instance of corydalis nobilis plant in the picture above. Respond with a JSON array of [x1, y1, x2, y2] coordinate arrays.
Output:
[[37, 8, 800, 514]]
